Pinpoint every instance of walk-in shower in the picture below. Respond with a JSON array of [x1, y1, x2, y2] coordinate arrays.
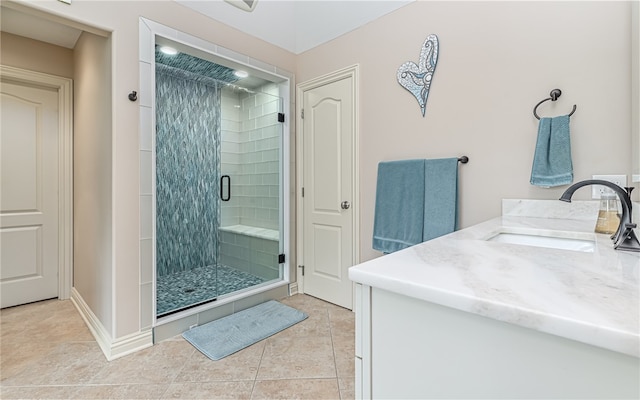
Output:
[[153, 39, 287, 317]]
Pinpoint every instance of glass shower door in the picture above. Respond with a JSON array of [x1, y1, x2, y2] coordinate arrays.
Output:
[[218, 86, 284, 296]]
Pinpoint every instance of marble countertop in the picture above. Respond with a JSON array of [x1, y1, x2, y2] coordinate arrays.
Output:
[[349, 200, 640, 357]]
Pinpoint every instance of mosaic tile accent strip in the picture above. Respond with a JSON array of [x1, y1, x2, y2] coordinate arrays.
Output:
[[156, 45, 239, 85], [156, 265, 268, 316], [155, 67, 221, 277]]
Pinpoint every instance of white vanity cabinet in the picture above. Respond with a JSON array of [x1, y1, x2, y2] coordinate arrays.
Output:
[[355, 284, 639, 399], [350, 201, 640, 399]]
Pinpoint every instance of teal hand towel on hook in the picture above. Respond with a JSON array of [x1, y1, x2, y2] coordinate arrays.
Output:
[[530, 115, 573, 187]]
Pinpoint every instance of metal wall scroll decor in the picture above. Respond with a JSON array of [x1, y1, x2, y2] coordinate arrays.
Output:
[[396, 34, 439, 117]]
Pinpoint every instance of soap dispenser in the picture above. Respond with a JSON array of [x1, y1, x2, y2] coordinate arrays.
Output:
[[595, 192, 620, 234]]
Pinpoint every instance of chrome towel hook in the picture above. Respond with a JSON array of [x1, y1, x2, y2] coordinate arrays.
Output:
[[533, 89, 577, 120]]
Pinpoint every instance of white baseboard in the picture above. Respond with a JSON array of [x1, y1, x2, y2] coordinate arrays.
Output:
[[70, 288, 153, 361]]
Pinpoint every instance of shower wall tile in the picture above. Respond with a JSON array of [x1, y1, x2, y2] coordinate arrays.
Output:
[[233, 292, 265, 313], [269, 185, 280, 197], [241, 163, 255, 174], [252, 264, 279, 281], [249, 129, 262, 141], [242, 119, 256, 132], [263, 198, 278, 209], [140, 106, 153, 151], [263, 100, 279, 115], [223, 131, 241, 143], [222, 163, 241, 175], [197, 302, 234, 326], [154, 314, 198, 343], [242, 141, 256, 153], [155, 69, 221, 277], [248, 57, 277, 74], [216, 46, 249, 66], [139, 61, 152, 107], [176, 31, 218, 55], [139, 150, 152, 195], [139, 20, 153, 64], [140, 195, 153, 240], [221, 119, 237, 132], [221, 152, 240, 165], [225, 142, 241, 154], [248, 105, 259, 120], [242, 95, 256, 110], [257, 114, 274, 129], [140, 238, 153, 284], [264, 173, 278, 185], [140, 282, 153, 330], [255, 186, 269, 197]]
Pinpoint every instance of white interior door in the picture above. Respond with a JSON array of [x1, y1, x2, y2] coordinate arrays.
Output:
[[301, 75, 355, 309], [1, 79, 60, 308]]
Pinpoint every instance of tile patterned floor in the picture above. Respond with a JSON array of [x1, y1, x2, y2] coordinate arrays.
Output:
[[156, 265, 268, 316], [0, 294, 355, 399]]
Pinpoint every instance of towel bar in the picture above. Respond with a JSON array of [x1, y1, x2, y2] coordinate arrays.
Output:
[[533, 89, 577, 120], [458, 156, 469, 164]]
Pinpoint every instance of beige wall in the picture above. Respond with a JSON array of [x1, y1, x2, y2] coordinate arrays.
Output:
[[296, 1, 632, 262], [0, 31, 73, 77], [73, 31, 113, 335]]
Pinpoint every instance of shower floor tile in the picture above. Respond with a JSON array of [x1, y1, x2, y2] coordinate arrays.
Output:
[[156, 265, 268, 316]]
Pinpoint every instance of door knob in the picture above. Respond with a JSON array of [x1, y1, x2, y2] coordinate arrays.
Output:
[[341, 201, 350, 210]]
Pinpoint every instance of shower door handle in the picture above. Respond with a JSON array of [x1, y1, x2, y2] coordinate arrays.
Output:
[[220, 175, 231, 201]]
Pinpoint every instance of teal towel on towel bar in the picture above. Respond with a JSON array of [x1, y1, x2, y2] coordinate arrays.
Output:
[[530, 115, 573, 187], [424, 158, 459, 241], [372, 159, 425, 253], [372, 158, 459, 253]]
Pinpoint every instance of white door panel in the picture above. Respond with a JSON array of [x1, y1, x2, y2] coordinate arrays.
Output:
[[302, 76, 354, 309], [311, 224, 342, 280], [1, 80, 59, 308]]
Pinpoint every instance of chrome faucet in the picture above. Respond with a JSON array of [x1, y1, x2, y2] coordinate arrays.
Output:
[[559, 180, 640, 252]]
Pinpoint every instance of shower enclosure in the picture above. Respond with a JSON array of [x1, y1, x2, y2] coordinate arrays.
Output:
[[153, 43, 285, 317]]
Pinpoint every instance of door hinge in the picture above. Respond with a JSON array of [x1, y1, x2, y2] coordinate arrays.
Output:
[[279, 254, 285, 264], [301, 109, 304, 119], [278, 113, 285, 123], [302, 187, 304, 197], [298, 265, 305, 276]]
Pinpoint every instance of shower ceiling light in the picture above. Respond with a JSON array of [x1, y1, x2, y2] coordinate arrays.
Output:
[[224, 0, 258, 12], [234, 70, 249, 78], [160, 46, 178, 55]]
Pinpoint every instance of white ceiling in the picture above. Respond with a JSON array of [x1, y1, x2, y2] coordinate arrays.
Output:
[[1, 1, 414, 54], [177, 0, 414, 54]]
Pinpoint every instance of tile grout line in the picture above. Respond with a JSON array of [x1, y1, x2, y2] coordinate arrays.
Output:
[[159, 340, 197, 398], [327, 306, 343, 400], [249, 335, 269, 399]]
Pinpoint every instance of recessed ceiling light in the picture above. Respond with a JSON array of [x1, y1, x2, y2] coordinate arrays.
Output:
[[160, 46, 178, 55], [234, 70, 249, 78]]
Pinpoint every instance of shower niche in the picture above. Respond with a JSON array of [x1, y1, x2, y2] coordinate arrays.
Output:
[[147, 32, 290, 318]]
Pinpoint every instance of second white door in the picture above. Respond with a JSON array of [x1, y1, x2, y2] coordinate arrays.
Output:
[[301, 73, 356, 310], [0, 78, 60, 308]]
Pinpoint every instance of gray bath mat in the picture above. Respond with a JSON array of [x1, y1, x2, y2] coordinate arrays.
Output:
[[182, 300, 308, 360]]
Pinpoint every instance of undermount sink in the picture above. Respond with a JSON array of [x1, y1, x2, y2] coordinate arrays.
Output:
[[486, 227, 596, 253]]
